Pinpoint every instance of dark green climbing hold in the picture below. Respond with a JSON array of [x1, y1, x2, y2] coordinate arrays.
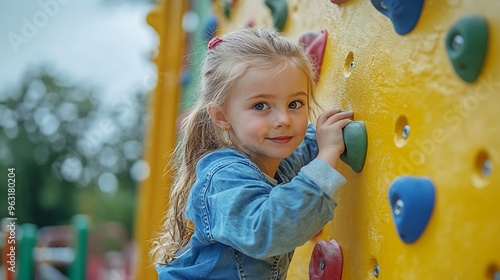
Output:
[[264, 0, 288, 32], [340, 121, 368, 173], [445, 14, 488, 83], [223, 0, 231, 19]]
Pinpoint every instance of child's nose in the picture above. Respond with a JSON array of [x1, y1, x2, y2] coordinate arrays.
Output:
[[272, 111, 291, 128]]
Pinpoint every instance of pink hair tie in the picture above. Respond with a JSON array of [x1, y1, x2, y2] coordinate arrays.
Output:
[[208, 37, 223, 50]]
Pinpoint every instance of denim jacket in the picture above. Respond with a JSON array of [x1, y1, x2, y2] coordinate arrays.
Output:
[[157, 124, 347, 280]]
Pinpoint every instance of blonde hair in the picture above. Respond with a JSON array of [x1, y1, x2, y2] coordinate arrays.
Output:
[[151, 27, 319, 265]]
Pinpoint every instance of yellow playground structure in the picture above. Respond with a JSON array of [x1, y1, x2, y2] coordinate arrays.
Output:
[[135, 0, 500, 279]]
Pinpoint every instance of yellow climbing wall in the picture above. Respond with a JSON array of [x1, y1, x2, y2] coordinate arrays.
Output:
[[136, 0, 499, 279], [134, 1, 187, 279], [214, 0, 500, 279]]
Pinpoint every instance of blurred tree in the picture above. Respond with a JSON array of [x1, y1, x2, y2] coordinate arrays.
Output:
[[0, 66, 149, 234], [100, 0, 158, 5]]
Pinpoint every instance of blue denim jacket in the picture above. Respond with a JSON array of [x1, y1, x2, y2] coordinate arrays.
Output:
[[157, 124, 347, 280]]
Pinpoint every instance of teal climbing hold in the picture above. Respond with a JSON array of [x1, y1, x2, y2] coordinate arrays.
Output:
[[223, 0, 231, 19], [340, 121, 368, 173], [389, 176, 435, 243], [371, 0, 424, 35], [445, 14, 489, 83], [264, 0, 288, 32]]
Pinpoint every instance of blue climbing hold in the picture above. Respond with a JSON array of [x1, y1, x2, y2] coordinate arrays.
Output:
[[180, 68, 192, 86], [203, 15, 219, 41], [371, 0, 424, 35], [389, 176, 435, 243]]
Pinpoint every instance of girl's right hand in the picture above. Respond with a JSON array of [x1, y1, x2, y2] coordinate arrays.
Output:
[[316, 109, 354, 169]]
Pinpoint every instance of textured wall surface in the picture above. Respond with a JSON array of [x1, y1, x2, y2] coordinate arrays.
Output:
[[216, 0, 500, 279]]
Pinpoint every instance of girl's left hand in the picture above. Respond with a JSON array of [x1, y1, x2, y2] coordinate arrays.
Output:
[[315, 109, 354, 168]]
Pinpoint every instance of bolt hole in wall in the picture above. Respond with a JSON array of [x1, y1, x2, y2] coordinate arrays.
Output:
[[369, 257, 379, 278], [473, 150, 492, 188], [450, 33, 464, 51], [394, 115, 409, 147], [344, 51, 354, 78]]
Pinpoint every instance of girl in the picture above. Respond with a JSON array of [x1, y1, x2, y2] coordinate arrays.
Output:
[[152, 27, 353, 279]]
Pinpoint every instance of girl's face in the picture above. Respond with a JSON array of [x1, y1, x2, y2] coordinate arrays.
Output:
[[223, 66, 310, 175]]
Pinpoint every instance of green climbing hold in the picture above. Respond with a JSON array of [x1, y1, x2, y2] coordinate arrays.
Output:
[[340, 121, 368, 173], [264, 0, 288, 32], [445, 14, 489, 83], [223, 0, 231, 19]]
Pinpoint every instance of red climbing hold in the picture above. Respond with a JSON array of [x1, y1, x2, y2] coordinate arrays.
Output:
[[298, 29, 328, 83], [331, 0, 349, 4], [309, 239, 343, 280], [244, 18, 255, 28]]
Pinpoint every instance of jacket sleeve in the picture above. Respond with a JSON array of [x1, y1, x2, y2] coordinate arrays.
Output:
[[202, 158, 346, 259]]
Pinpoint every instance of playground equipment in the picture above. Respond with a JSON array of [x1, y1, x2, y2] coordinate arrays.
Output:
[[18, 224, 37, 280], [135, 0, 500, 279], [1, 214, 89, 280]]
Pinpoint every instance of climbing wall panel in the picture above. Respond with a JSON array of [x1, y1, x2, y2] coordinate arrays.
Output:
[[213, 0, 500, 279], [135, 1, 187, 279]]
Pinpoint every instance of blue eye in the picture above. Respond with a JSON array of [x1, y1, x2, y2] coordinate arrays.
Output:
[[289, 101, 303, 109], [253, 103, 269, 110]]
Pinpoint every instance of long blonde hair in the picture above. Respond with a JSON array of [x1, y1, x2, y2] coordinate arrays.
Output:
[[151, 27, 319, 265]]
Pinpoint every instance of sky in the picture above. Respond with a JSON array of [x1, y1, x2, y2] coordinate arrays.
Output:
[[0, 0, 158, 104]]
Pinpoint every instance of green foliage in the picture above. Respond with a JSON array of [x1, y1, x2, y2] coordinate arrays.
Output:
[[76, 183, 136, 236], [0, 67, 149, 235]]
